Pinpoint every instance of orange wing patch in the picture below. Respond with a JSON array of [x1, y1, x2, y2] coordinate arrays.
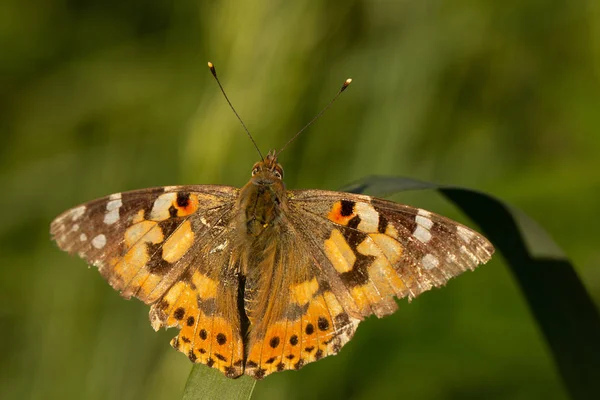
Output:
[[327, 201, 356, 226], [162, 220, 195, 263], [324, 199, 409, 317], [151, 271, 244, 378], [244, 279, 360, 379]]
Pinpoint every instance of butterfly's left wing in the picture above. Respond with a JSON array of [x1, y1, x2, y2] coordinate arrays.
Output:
[[51, 185, 249, 377], [242, 189, 493, 378]]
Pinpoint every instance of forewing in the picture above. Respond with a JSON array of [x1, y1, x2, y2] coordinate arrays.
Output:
[[50, 185, 245, 377], [289, 189, 494, 315]]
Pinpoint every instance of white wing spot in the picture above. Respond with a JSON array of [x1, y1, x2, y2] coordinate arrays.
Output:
[[457, 226, 475, 243], [70, 206, 86, 221], [355, 202, 379, 233], [104, 198, 122, 225], [415, 214, 433, 229], [422, 253, 439, 270], [109, 193, 122, 201], [150, 192, 177, 220], [79, 233, 87, 241], [71, 224, 79, 232], [414, 225, 432, 243], [92, 234, 106, 249]]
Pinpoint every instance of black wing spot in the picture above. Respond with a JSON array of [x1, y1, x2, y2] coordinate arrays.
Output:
[[168, 205, 178, 218], [254, 368, 266, 379], [216, 333, 227, 345], [269, 336, 280, 348], [188, 350, 197, 362], [215, 353, 227, 362], [186, 316, 195, 326], [199, 329, 208, 340], [335, 313, 350, 326], [304, 346, 314, 353], [225, 366, 238, 378], [305, 323, 314, 335], [289, 335, 298, 346], [246, 361, 258, 368], [265, 357, 276, 364], [173, 307, 185, 320], [340, 200, 355, 217], [277, 362, 285, 371], [347, 215, 361, 229], [317, 316, 330, 331], [177, 192, 191, 207], [294, 359, 305, 370], [378, 215, 388, 233], [181, 336, 191, 343], [315, 349, 324, 360], [206, 357, 215, 367]]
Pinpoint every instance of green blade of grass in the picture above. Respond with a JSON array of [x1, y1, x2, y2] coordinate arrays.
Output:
[[182, 365, 256, 400], [343, 175, 600, 400]]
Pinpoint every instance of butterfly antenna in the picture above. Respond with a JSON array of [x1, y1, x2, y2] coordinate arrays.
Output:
[[277, 78, 352, 156], [208, 62, 263, 160]]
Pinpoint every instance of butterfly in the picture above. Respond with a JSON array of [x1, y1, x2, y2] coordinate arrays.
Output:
[[50, 63, 494, 380]]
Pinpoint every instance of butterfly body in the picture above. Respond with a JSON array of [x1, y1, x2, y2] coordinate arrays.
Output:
[[51, 151, 494, 379]]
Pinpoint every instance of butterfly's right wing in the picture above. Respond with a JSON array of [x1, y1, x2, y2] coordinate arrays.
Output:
[[239, 189, 493, 378]]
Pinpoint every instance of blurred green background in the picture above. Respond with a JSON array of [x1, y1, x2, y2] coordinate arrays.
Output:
[[2, 0, 599, 399]]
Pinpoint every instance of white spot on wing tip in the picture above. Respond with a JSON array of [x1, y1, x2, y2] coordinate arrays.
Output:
[[457, 226, 475, 243], [109, 193, 122, 200], [422, 253, 439, 270], [92, 234, 106, 249], [79, 233, 87, 241], [70, 206, 86, 221]]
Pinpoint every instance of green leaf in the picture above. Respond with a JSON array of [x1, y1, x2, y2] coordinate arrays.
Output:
[[182, 365, 256, 400], [343, 175, 600, 400]]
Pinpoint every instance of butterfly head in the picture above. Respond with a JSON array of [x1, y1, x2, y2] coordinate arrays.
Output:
[[250, 150, 284, 185]]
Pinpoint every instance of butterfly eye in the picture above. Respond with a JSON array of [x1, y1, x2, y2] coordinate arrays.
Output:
[[252, 167, 260, 176]]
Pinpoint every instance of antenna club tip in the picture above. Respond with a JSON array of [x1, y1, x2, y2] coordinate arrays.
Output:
[[341, 78, 352, 92], [208, 61, 216, 76]]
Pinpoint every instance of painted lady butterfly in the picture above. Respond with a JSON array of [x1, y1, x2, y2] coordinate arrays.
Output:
[[50, 63, 494, 380]]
